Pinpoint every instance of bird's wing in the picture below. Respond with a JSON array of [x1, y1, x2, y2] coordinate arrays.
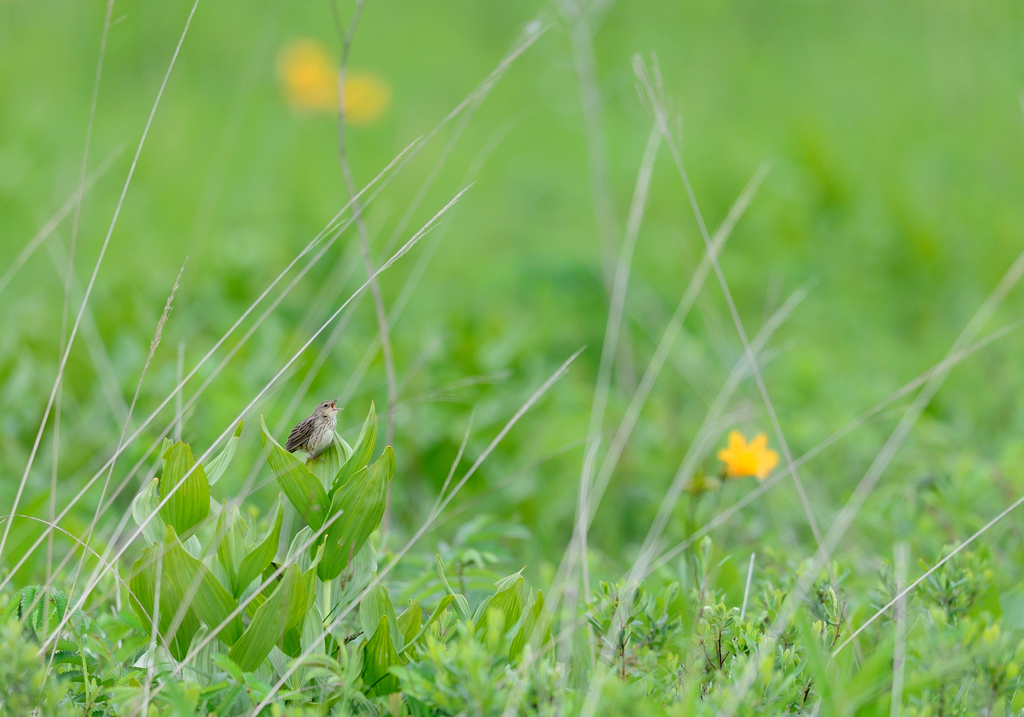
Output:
[[285, 418, 313, 453]]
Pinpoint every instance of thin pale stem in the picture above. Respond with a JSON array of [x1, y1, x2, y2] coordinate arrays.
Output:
[[740, 552, 756, 619], [890, 542, 909, 717], [332, 0, 398, 538], [0, 148, 119, 299]]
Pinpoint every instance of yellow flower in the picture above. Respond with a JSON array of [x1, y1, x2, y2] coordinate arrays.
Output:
[[342, 73, 391, 125], [717, 431, 778, 480], [278, 40, 337, 112], [277, 39, 391, 125]]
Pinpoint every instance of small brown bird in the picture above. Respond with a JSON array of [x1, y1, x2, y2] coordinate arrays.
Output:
[[285, 399, 340, 458]]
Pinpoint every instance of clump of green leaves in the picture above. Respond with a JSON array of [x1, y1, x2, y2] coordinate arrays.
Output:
[[6, 402, 1024, 717]]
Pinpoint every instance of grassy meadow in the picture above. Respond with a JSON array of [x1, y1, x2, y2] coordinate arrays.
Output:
[[3, 0, 1024, 714]]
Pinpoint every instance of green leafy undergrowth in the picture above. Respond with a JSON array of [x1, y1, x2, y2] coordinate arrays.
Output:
[[5, 406, 1024, 715], [6, 533, 1024, 716]]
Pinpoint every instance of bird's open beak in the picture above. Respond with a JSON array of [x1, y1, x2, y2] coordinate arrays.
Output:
[[329, 399, 339, 412]]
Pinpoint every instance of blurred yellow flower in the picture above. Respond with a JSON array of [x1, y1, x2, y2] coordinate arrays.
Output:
[[343, 73, 391, 125], [278, 40, 336, 112], [277, 39, 391, 125], [717, 431, 778, 480]]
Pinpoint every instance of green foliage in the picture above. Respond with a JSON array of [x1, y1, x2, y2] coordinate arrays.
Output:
[[159, 441, 210, 539], [0, 618, 68, 716], [319, 445, 393, 581], [8, 513, 1024, 716], [6, 2, 1024, 713], [260, 418, 330, 531]]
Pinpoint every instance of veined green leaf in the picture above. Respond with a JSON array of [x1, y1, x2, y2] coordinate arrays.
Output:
[[131, 478, 167, 545], [162, 525, 243, 645], [283, 524, 311, 566], [158, 437, 174, 473], [159, 441, 210, 538], [280, 624, 302, 658], [337, 541, 377, 614], [359, 577, 402, 653], [318, 447, 393, 581], [330, 403, 377, 496], [400, 595, 455, 654], [260, 416, 329, 530], [307, 431, 353, 492], [510, 589, 549, 665], [184, 626, 226, 687], [362, 614, 403, 697], [128, 543, 201, 661], [281, 562, 319, 658], [228, 563, 306, 672], [206, 421, 244, 486], [294, 603, 325, 684], [396, 600, 422, 647], [474, 570, 525, 633], [435, 555, 471, 622], [234, 500, 283, 597], [215, 504, 247, 594]]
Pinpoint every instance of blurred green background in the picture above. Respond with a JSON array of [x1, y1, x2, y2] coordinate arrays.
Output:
[[3, 0, 1024, 593]]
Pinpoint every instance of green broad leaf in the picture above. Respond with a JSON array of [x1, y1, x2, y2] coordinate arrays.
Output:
[[274, 563, 318, 660], [301, 606, 326, 656], [233, 500, 283, 597], [162, 525, 243, 646], [215, 505, 246, 594], [131, 477, 168, 545], [336, 541, 377, 616], [228, 563, 306, 672], [206, 421, 244, 486], [260, 416, 329, 530], [400, 595, 455, 654], [396, 601, 422, 647], [307, 431, 353, 492], [330, 402, 377, 496], [280, 625, 302, 657], [510, 590, 550, 665], [185, 627, 227, 688], [286, 526, 315, 570], [159, 441, 211, 538], [474, 569, 525, 633], [362, 614, 404, 697], [359, 578, 402, 652], [486, 575, 525, 634], [158, 437, 174, 472], [435, 555, 471, 622], [128, 543, 201, 661], [244, 585, 267, 620], [317, 447, 393, 581]]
